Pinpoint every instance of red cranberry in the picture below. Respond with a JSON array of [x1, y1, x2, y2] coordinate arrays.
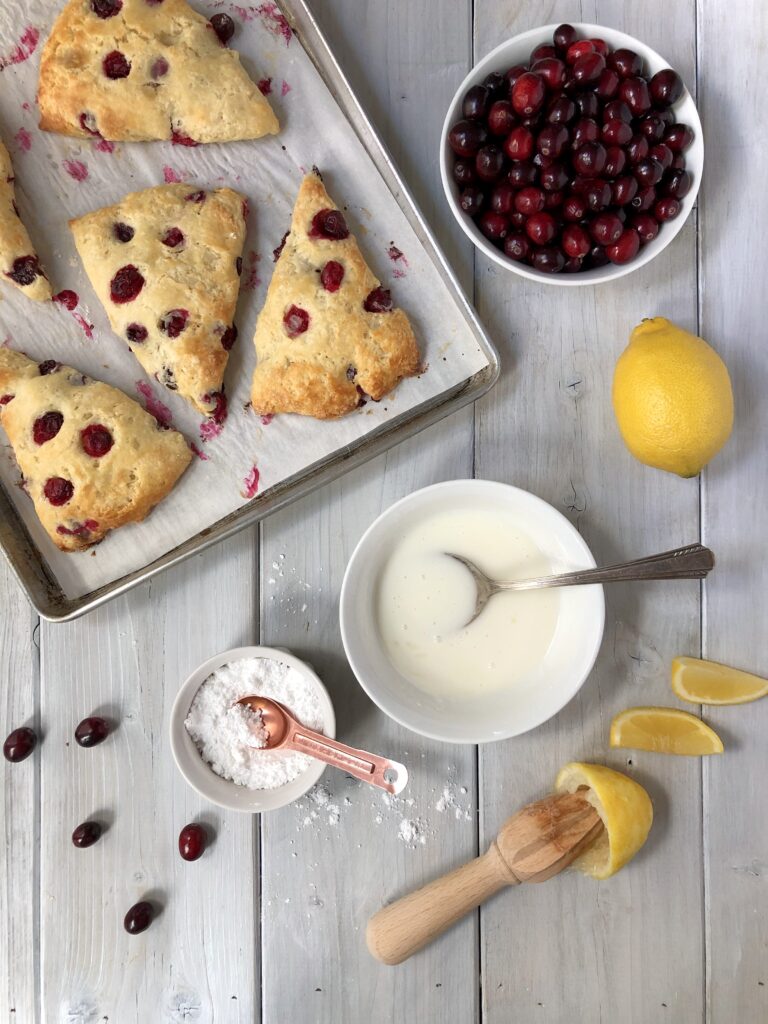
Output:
[[631, 185, 657, 212], [608, 48, 643, 78], [184, 190, 206, 203], [584, 180, 612, 211], [504, 64, 528, 90], [482, 71, 506, 96], [603, 99, 632, 123], [654, 197, 681, 221], [562, 194, 587, 221], [448, 120, 487, 158], [619, 76, 652, 116], [490, 183, 515, 214], [124, 901, 154, 935], [537, 124, 568, 159], [589, 211, 623, 245], [606, 227, 640, 264], [503, 126, 533, 161], [511, 73, 546, 117], [532, 246, 565, 273], [514, 187, 544, 215], [33, 411, 64, 446], [363, 287, 394, 312], [318, 260, 344, 292], [38, 360, 60, 376], [573, 91, 600, 119], [81, 424, 114, 458], [475, 145, 504, 181], [662, 168, 692, 200], [487, 100, 516, 136], [159, 309, 189, 337], [75, 717, 110, 747], [596, 67, 619, 99], [503, 233, 529, 261], [0, 394, 13, 406], [590, 38, 609, 57], [539, 162, 568, 192], [553, 24, 578, 50], [525, 212, 557, 245], [587, 244, 609, 269], [604, 146, 627, 177], [562, 256, 583, 273], [530, 43, 557, 62], [72, 822, 102, 848], [462, 85, 489, 120], [161, 227, 184, 247], [546, 96, 576, 125], [452, 160, 475, 186], [671, 154, 686, 171], [634, 158, 664, 188], [210, 12, 235, 44], [308, 208, 349, 240], [6, 255, 41, 287], [113, 222, 134, 242], [631, 213, 660, 243], [565, 40, 595, 65], [179, 823, 208, 861], [664, 123, 694, 152], [126, 323, 147, 343], [91, 0, 122, 17], [562, 223, 591, 258], [220, 325, 238, 350], [542, 189, 564, 210], [626, 134, 649, 164], [650, 68, 683, 106], [601, 118, 631, 146], [53, 290, 78, 311], [573, 142, 606, 176], [531, 57, 566, 90], [103, 50, 131, 79], [151, 56, 169, 79], [3, 727, 36, 762], [571, 118, 599, 148], [507, 161, 536, 187], [477, 211, 508, 241], [573, 51, 605, 84], [283, 305, 310, 335], [44, 477, 74, 506], [649, 143, 673, 170], [459, 187, 484, 216], [110, 265, 144, 304], [612, 175, 638, 206]]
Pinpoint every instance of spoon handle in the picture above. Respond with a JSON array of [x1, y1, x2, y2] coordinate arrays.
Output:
[[498, 543, 715, 592], [288, 725, 408, 795]]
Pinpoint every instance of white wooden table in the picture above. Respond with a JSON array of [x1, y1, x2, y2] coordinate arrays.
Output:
[[2, 1, 766, 1021]]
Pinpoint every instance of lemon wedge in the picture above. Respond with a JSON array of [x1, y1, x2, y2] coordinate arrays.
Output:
[[555, 762, 653, 879], [672, 656, 768, 705], [610, 706, 723, 755]]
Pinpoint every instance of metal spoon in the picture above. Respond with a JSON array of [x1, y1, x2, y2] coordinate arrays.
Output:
[[235, 695, 408, 795], [449, 542, 715, 625]]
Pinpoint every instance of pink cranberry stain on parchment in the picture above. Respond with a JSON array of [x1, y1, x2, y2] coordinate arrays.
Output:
[[233, 4, 292, 45], [199, 419, 222, 442], [63, 159, 89, 182], [241, 465, 260, 498], [281, 80, 291, 96], [53, 290, 95, 339], [0, 27, 40, 70], [388, 244, 409, 278], [135, 380, 173, 428], [163, 165, 183, 183], [244, 250, 261, 290], [190, 442, 210, 461], [73, 313, 94, 339], [14, 128, 32, 152], [260, 412, 274, 426], [93, 138, 115, 153]]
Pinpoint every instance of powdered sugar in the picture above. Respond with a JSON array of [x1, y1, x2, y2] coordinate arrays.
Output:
[[184, 656, 324, 790]]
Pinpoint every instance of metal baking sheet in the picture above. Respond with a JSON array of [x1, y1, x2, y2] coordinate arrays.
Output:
[[0, 0, 499, 621]]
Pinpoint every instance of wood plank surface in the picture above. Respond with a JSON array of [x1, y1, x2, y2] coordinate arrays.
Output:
[[698, 2, 768, 1021], [473, 4, 704, 1022]]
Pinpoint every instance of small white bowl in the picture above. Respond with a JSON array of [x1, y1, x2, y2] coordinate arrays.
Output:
[[440, 23, 704, 285], [340, 480, 605, 744], [170, 645, 335, 813]]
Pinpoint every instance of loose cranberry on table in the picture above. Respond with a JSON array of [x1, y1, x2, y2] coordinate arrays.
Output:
[[448, 23, 694, 273], [124, 900, 154, 935], [72, 821, 102, 848], [179, 822, 208, 861], [75, 716, 111, 748], [3, 726, 37, 763]]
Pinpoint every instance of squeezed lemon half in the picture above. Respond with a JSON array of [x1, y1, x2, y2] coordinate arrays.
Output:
[[555, 762, 653, 880], [610, 706, 723, 755], [672, 656, 768, 705]]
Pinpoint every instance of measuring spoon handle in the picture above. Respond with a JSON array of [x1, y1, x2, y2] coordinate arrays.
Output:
[[288, 724, 408, 795]]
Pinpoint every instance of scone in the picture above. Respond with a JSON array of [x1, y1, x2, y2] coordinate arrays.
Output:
[[251, 171, 420, 419], [70, 184, 246, 417], [0, 348, 192, 551], [0, 142, 51, 302], [38, 0, 279, 144]]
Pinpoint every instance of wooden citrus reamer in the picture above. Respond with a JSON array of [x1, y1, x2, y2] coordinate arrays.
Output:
[[366, 790, 603, 965]]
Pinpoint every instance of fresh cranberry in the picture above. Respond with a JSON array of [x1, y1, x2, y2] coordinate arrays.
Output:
[[502, 126, 533, 161], [571, 118, 599, 148], [608, 48, 643, 78], [553, 24, 577, 50], [631, 185, 657, 212], [3, 727, 36, 763], [650, 68, 683, 106], [44, 477, 74, 506], [159, 309, 189, 337], [654, 197, 681, 221], [221, 325, 238, 350], [546, 95, 576, 125], [573, 91, 600, 119], [596, 67, 620, 99], [503, 233, 529, 261], [179, 823, 207, 861], [505, 161, 534, 187], [587, 244, 609, 269], [81, 424, 114, 457], [504, 64, 528, 91], [363, 287, 394, 312], [606, 227, 641, 263], [590, 38, 609, 57], [210, 12, 235, 44], [612, 175, 638, 206], [283, 304, 310, 336], [33, 411, 64, 446], [543, 189, 565, 210], [565, 40, 595, 65], [184, 190, 206, 203], [573, 142, 606, 176], [113, 222, 134, 243], [664, 123, 694, 152], [573, 51, 605, 84], [601, 118, 631, 146], [562, 223, 591, 258], [531, 57, 566, 90], [562, 256, 583, 273], [161, 227, 184, 247], [452, 159, 475, 186], [525, 212, 557, 245], [103, 50, 131, 78], [603, 99, 631, 123], [562, 195, 587, 221], [532, 246, 565, 273], [604, 146, 627, 177], [308, 208, 349, 240], [320, 260, 344, 292], [72, 822, 102, 848], [634, 158, 664, 188], [151, 57, 169, 79], [626, 134, 649, 164], [530, 43, 557, 62], [481, 71, 505, 97], [489, 183, 514, 214], [124, 901, 154, 935], [619, 76, 652, 116], [511, 73, 546, 117], [662, 168, 692, 200], [486, 100, 516, 136], [649, 143, 673, 171], [110, 265, 144, 304], [514, 187, 544, 216], [537, 124, 568, 159], [91, 0, 122, 17], [460, 187, 483, 216], [38, 360, 60, 376], [631, 213, 660, 243], [75, 716, 110, 747], [462, 85, 489, 120], [539, 162, 568, 192], [6, 255, 41, 287], [447, 120, 487, 158], [475, 145, 504, 181], [126, 323, 147, 343], [584, 180, 612, 211], [589, 212, 623, 245], [477, 211, 508, 241]]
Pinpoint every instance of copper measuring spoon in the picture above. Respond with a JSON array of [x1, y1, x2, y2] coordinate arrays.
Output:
[[235, 695, 408, 795]]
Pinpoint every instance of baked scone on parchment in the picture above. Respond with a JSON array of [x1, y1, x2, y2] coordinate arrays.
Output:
[[70, 184, 246, 417], [251, 171, 421, 419], [38, 0, 279, 144], [0, 142, 51, 303], [0, 348, 192, 551]]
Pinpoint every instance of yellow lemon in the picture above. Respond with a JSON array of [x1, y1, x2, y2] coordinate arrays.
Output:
[[555, 762, 653, 879], [612, 317, 734, 477], [610, 706, 723, 755], [672, 656, 768, 705]]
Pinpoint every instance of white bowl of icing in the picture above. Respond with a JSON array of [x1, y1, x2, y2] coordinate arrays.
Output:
[[340, 480, 604, 744]]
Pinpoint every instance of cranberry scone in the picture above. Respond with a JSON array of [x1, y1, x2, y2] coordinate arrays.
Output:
[[0, 348, 192, 551], [70, 183, 246, 417], [38, 0, 279, 144], [251, 171, 420, 419], [0, 142, 51, 302]]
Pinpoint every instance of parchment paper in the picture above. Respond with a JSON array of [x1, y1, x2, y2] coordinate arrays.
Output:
[[0, 0, 488, 600]]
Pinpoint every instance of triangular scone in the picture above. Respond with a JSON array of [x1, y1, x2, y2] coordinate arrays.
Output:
[[0, 142, 51, 302], [38, 0, 279, 144], [70, 184, 246, 417], [251, 172, 420, 419], [0, 348, 191, 551]]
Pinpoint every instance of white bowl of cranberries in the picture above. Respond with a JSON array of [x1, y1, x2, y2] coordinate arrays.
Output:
[[441, 23, 703, 283]]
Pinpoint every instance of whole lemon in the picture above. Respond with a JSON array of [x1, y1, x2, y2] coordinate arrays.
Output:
[[612, 317, 734, 477]]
